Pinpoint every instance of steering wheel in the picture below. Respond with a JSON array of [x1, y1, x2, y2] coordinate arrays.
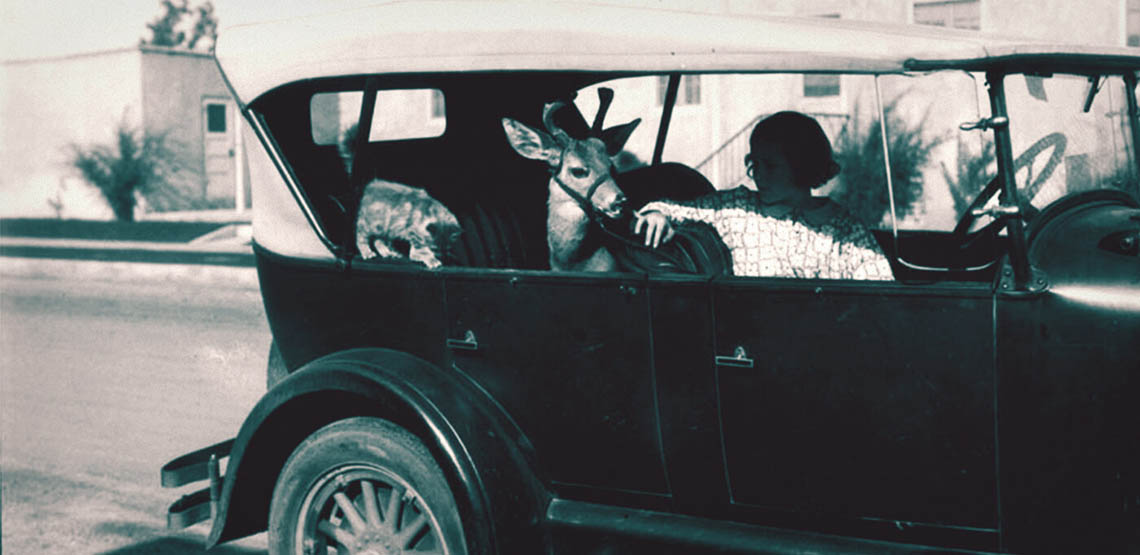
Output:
[[952, 132, 1067, 239]]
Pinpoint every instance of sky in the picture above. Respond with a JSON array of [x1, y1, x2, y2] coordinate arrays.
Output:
[[1, 0, 381, 61]]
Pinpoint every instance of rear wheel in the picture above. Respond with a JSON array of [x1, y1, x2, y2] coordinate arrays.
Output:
[[268, 417, 467, 555]]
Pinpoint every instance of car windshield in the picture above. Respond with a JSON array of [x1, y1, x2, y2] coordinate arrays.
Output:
[[1002, 72, 1138, 211], [864, 70, 1137, 232]]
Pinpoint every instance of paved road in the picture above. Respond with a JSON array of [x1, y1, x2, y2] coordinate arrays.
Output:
[[1, 273, 271, 553]]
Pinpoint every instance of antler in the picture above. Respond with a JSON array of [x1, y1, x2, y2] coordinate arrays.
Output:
[[542, 101, 572, 146], [591, 88, 614, 136]]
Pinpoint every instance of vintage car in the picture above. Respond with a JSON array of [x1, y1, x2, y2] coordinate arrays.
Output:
[[161, 2, 1140, 553]]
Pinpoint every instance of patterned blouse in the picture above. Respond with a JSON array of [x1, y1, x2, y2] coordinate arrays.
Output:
[[640, 187, 893, 280]]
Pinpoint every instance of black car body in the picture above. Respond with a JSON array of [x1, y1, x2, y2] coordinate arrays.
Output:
[[162, 3, 1140, 553]]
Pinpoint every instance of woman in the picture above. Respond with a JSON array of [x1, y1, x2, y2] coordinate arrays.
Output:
[[634, 111, 893, 280]]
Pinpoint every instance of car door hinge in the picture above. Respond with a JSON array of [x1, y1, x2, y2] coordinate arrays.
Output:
[[997, 263, 1048, 296]]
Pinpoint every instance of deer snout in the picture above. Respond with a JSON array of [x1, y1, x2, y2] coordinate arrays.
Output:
[[601, 192, 627, 219]]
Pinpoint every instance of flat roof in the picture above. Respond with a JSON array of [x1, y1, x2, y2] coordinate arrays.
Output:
[[215, 0, 1140, 103]]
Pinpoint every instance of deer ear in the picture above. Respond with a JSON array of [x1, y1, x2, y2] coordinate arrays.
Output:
[[502, 118, 559, 163], [602, 118, 641, 156]]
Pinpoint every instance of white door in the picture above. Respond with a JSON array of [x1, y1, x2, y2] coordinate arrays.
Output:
[[202, 98, 235, 202]]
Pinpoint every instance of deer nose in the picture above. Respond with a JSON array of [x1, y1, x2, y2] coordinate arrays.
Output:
[[608, 194, 628, 216]]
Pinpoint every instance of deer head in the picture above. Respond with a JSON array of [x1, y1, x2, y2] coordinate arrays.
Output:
[[501, 90, 641, 220]]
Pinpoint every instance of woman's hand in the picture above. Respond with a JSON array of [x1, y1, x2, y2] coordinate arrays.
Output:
[[634, 210, 675, 248]]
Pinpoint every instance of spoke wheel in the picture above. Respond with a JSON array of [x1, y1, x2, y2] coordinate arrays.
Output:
[[299, 465, 442, 554], [269, 418, 466, 555]]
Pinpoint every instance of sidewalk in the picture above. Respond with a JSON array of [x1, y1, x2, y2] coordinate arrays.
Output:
[[0, 221, 260, 288]]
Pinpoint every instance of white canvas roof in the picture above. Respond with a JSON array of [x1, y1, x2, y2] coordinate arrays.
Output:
[[215, 0, 1140, 104]]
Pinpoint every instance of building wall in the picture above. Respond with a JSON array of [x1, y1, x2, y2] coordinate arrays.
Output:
[[0, 46, 240, 219], [602, 0, 1127, 44], [732, 0, 910, 21], [1, 48, 144, 218], [982, 0, 1122, 45], [139, 46, 235, 204]]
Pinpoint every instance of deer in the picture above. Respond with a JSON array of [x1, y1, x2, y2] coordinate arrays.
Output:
[[501, 89, 640, 272]]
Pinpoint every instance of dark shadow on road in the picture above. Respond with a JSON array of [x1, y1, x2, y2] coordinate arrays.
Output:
[[98, 534, 264, 554], [95, 520, 167, 540], [94, 521, 264, 555]]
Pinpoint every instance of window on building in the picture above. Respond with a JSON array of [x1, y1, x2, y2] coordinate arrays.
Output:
[[801, 14, 842, 98], [430, 89, 446, 119], [1128, 0, 1140, 46], [657, 75, 702, 105], [682, 75, 701, 104], [914, 0, 980, 30], [803, 74, 841, 97], [206, 104, 227, 133]]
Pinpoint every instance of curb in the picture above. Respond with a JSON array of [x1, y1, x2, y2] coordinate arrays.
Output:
[[1, 256, 260, 288], [1, 236, 255, 264], [0, 238, 259, 288]]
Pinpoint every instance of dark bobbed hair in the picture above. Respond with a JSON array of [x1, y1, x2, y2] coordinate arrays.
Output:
[[749, 111, 841, 190]]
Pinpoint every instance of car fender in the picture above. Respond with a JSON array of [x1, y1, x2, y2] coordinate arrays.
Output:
[[206, 347, 549, 554]]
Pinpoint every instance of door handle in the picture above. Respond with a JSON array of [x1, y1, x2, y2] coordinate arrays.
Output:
[[715, 346, 754, 368], [446, 330, 479, 351]]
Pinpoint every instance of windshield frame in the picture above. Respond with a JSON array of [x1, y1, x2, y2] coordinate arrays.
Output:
[[986, 70, 1033, 291], [879, 67, 1139, 290], [992, 69, 1139, 290], [1124, 71, 1140, 189]]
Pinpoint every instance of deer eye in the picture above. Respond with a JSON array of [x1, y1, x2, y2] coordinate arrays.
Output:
[[569, 167, 589, 179]]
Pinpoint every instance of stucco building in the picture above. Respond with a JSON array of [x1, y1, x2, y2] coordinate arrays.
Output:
[[1, 44, 246, 219]]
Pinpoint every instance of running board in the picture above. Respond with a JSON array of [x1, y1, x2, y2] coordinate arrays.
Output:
[[545, 499, 992, 554]]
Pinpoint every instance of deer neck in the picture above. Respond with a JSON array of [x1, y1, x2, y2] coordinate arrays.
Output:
[[547, 180, 607, 269], [548, 180, 590, 223]]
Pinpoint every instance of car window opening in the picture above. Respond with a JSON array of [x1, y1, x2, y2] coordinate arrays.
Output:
[[273, 69, 1136, 285]]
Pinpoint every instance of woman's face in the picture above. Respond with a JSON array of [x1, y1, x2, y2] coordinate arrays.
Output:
[[748, 140, 800, 205]]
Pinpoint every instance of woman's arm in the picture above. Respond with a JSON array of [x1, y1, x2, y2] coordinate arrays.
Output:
[[634, 192, 734, 248], [637, 193, 732, 227]]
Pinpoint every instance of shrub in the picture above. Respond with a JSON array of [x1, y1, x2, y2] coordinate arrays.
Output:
[[69, 121, 178, 221], [831, 97, 946, 226], [942, 139, 996, 216]]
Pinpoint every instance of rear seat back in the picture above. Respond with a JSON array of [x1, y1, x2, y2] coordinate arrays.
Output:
[[446, 201, 542, 269]]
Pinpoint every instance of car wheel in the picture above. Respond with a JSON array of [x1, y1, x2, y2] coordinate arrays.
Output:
[[268, 417, 467, 555]]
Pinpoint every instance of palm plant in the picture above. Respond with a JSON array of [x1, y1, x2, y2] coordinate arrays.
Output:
[[69, 121, 177, 221], [831, 97, 945, 226], [942, 139, 996, 216]]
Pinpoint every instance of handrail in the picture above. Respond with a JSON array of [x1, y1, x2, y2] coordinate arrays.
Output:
[[694, 114, 762, 171]]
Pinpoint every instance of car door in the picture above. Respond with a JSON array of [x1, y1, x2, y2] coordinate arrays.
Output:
[[710, 278, 998, 536], [443, 269, 670, 502]]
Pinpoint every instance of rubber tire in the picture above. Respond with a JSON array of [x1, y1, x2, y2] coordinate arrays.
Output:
[[267, 417, 468, 555]]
